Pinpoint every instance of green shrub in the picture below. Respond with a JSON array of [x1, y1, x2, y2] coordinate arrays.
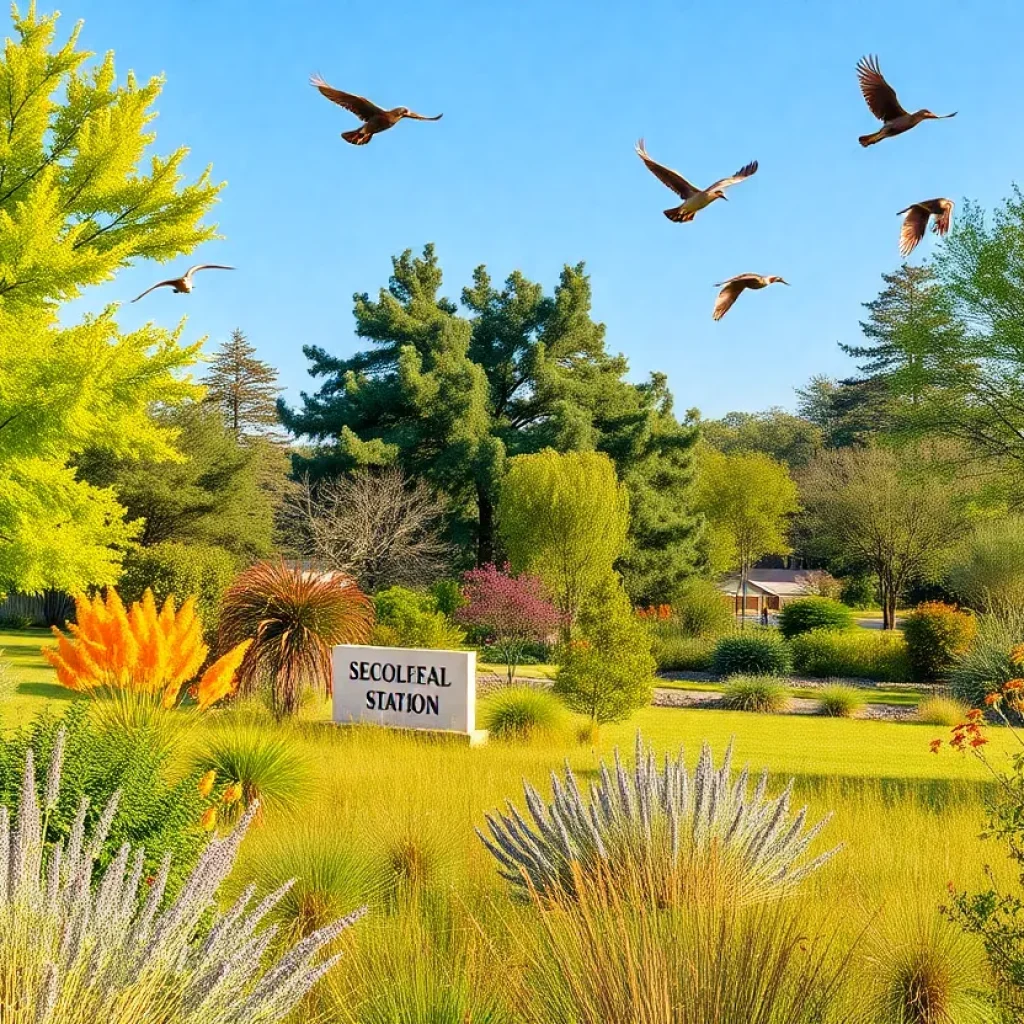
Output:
[[192, 723, 309, 824], [949, 609, 1024, 708], [371, 586, 467, 649], [778, 597, 854, 639], [0, 704, 208, 895], [119, 541, 238, 639], [917, 695, 969, 726], [430, 578, 466, 617], [554, 576, 655, 726], [840, 574, 876, 609], [790, 628, 913, 682], [721, 675, 791, 713], [903, 601, 978, 683], [711, 631, 791, 677], [0, 610, 34, 630], [651, 627, 716, 672], [479, 685, 568, 741], [816, 684, 865, 718], [672, 579, 734, 638]]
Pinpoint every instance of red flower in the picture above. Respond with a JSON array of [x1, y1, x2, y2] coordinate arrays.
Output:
[[970, 735, 989, 748], [929, 739, 942, 754]]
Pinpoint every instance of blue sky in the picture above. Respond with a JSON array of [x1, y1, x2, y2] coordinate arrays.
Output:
[[64, 0, 1024, 419]]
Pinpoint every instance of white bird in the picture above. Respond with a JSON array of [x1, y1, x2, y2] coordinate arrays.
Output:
[[713, 274, 789, 321], [635, 139, 758, 223], [131, 264, 235, 303]]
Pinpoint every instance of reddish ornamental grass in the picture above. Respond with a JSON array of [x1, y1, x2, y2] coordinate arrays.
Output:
[[218, 560, 373, 717]]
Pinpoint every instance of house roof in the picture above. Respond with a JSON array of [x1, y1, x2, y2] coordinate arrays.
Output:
[[717, 569, 812, 598]]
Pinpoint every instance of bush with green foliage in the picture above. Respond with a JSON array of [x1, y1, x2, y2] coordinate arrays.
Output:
[[478, 733, 839, 905], [430, 579, 466, 617], [119, 541, 238, 639], [949, 610, 1024, 708], [479, 686, 568, 741], [946, 516, 1024, 616], [672, 579, 734, 637], [840, 574, 877, 609], [0, 704, 208, 894], [649, 623, 716, 672], [721, 675, 791, 713], [0, 736, 361, 1024], [554, 577, 655, 725], [778, 597, 854, 639], [902, 601, 978, 683], [371, 586, 467, 650], [790, 628, 913, 682], [711, 631, 791, 677], [816, 685, 865, 718], [917, 696, 970, 727], [0, 610, 34, 630]]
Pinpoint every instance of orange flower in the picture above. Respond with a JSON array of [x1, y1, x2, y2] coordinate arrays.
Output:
[[1006, 679, 1024, 693], [966, 708, 983, 723], [223, 782, 243, 805], [195, 641, 252, 712], [970, 735, 989, 748], [197, 770, 216, 798], [929, 739, 942, 754], [985, 692, 1003, 706], [1010, 644, 1024, 668], [199, 807, 217, 831]]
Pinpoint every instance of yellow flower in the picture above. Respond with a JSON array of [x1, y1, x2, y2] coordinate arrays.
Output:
[[196, 640, 252, 711], [199, 807, 218, 831], [223, 782, 243, 805], [197, 770, 216, 798], [1012, 643, 1024, 668]]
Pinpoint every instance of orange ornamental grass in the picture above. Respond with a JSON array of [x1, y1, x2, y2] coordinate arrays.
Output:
[[43, 588, 251, 711]]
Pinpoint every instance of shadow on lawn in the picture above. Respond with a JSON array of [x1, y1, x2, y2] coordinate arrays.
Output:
[[15, 681, 81, 702]]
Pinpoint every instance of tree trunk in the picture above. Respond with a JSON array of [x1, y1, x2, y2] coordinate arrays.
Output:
[[477, 485, 495, 566]]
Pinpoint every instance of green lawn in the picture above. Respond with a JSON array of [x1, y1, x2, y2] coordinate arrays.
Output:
[[0, 627, 85, 729], [477, 661, 557, 680]]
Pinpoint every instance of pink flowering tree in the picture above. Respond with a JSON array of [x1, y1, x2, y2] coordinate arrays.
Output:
[[458, 564, 560, 686]]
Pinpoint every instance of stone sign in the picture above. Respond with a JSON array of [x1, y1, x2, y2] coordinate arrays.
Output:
[[331, 644, 485, 742]]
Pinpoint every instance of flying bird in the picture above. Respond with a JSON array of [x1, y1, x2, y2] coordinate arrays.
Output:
[[897, 198, 954, 256], [310, 74, 443, 145], [130, 265, 234, 303], [712, 274, 789, 321], [856, 55, 956, 147], [634, 140, 758, 223]]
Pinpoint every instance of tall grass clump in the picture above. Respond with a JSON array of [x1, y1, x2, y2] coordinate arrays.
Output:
[[711, 631, 791, 677], [514, 876, 852, 1024], [790, 627, 913, 682], [478, 733, 839, 906], [778, 597, 854, 639], [865, 913, 996, 1024], [721, 675, 791, 714], [479, 686, 568, 742], [950, 609, 1024, 708], [0, 732, 364, 1024], [816, 684, 866, 718], [219, 560, 374, 717], [192, 723, 309, 823], [917, 695, 970, 727], [648, 622, 716, 672]]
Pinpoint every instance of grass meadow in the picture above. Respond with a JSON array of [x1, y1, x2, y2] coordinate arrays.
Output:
[[2, 626, 1017, 1016]]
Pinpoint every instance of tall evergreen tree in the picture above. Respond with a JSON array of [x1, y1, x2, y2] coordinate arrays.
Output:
[[0, 6, 221, 594], [280, 245, 701, 595], [203, 329, 283, 441]]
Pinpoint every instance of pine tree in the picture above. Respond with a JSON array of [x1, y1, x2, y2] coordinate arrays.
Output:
[[0, 6, 222, 593], [280, 245, 702, 595], [203, 329, 283, 441]]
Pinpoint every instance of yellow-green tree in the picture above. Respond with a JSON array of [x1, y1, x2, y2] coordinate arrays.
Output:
[[0, 5, 221, 593], [697, 449, 800, 622], [498, 449, 629, 636]]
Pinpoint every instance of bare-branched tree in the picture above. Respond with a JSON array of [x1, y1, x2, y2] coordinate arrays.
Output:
[[282, 469, 453, 591]]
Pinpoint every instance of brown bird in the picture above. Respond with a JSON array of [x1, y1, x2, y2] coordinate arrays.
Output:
[[897, 198, 954, 256], [310, 74, 442, 145], [130, 264, 234, 303], [713, 274, 789, 321], [856, 55, 956, 147], [635, 140, 758, 222]]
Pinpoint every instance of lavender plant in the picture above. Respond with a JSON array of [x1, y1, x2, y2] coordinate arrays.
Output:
[[0, 729, 365, 1024], [478, 732, 841, 904]]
